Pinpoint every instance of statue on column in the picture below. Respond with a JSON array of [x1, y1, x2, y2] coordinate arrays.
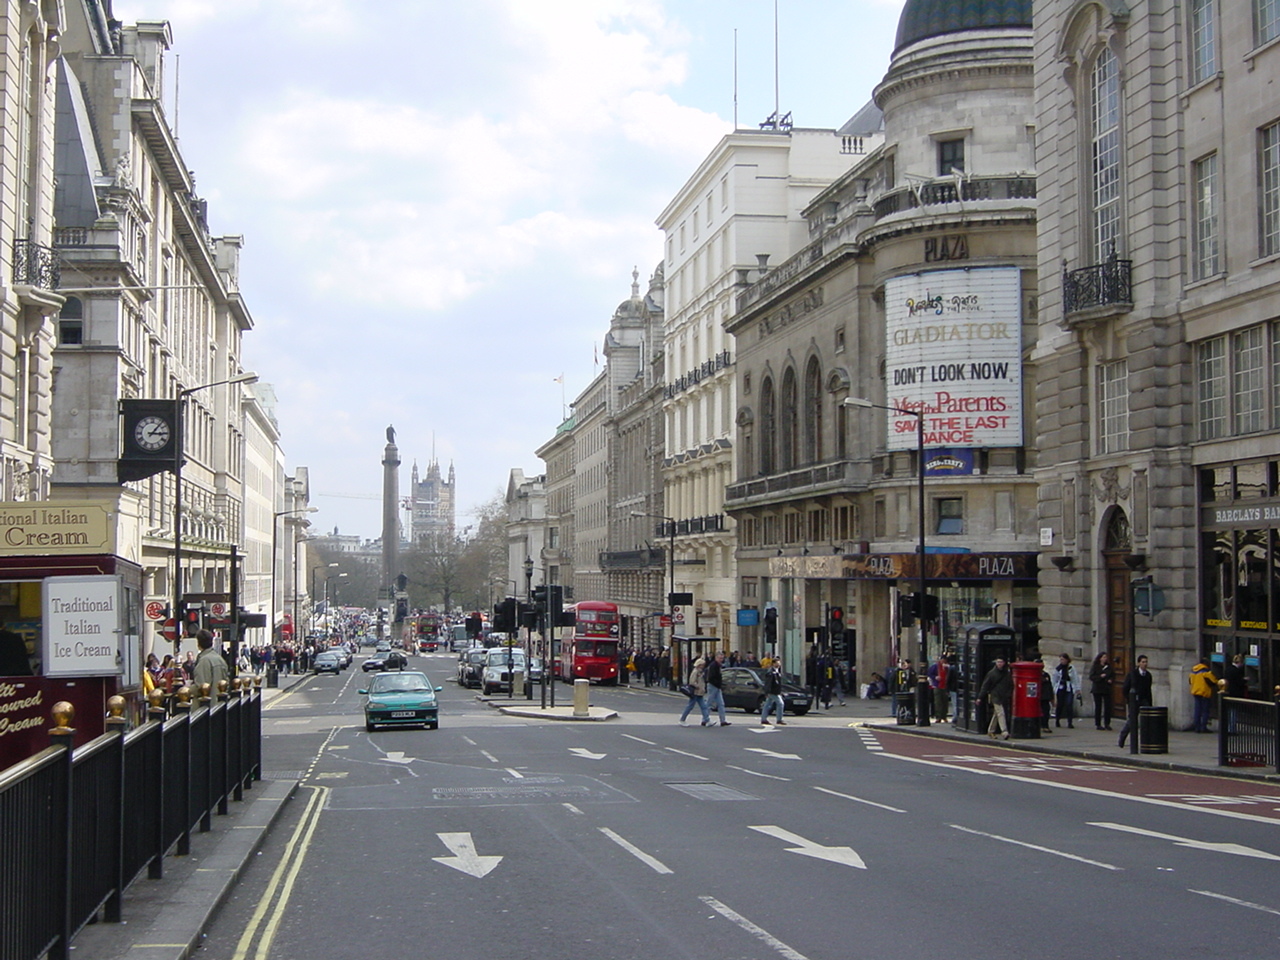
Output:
[[386, 425, 396, 444]]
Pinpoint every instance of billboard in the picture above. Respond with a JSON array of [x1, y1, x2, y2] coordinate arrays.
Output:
[[883, 266, 1023, 451]]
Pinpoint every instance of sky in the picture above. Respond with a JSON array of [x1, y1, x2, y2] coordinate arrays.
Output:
[[112, 0, 907, 540]]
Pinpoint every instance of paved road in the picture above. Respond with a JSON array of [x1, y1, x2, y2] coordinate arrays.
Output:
[[196, 654, 1280, 960]]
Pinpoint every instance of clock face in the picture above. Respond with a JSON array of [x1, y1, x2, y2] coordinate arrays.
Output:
[[134, 415, 172, 452]]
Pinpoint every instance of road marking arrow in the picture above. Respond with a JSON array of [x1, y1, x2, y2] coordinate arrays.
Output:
[[568, 747, 607, 760], [749, 825, 866, 869], [381, 751, 413, 764], [432, 833, 503, 878], [1089, 822, 1280, 861], [745, 747, 801, 760]]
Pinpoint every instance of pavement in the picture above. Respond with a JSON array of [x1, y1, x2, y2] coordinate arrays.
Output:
[[68, 673, 1278, 960]]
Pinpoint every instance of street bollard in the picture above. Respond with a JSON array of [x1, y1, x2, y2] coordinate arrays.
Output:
[[915, 677, 931, 727], [573, 678, 590, 717]]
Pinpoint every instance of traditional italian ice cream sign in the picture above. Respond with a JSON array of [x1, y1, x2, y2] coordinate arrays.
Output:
[[0, 502, 113, 555], [883, 266, 1023, 451], [43, 575, 122, 677]]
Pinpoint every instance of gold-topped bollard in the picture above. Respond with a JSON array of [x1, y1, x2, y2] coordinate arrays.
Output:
[[253, 675, 262, 691], [241, 676, 254, 694], [50, 701, 76, 744], [217, 679, 229, 701], [147, 686, 167, 722], [173, 686, 193, 714], [198, 682, 212, 705]]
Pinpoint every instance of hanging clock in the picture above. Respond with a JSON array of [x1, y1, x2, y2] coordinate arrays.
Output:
[[133, 415, 172, 452]]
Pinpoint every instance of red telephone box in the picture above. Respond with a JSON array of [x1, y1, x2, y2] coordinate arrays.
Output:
[[1011, 660, 1042, 739]]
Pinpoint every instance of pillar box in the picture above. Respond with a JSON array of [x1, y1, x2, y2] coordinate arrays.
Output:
[[1010, 660, 1042, 739]]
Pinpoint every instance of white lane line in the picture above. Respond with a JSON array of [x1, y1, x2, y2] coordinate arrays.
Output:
[[726, 764, 791, 781], [622, 734, 656, 745], [949, 824, 1121, 871], [505, 768, 524, 779], [699, 896, 810, 960], [461, 736, 477, 746], [598, 827, 672, 874], [479, 750, 499, 763], [878, 752, 1280, 826], [563, 803, 584, 816], [1189, 889, 1280, 917], [665, 747, 709, 761], [813, 786, 906, 813]]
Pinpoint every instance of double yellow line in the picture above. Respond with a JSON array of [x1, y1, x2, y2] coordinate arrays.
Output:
[[231, 784, 329, 960]]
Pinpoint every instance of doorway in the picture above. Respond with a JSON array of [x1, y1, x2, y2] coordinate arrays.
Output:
[[1102, 509, 1134, 717]]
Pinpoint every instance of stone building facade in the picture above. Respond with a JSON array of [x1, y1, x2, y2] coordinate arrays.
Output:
[[1034, 0, 1280, 726], [726, 3, 1040, 683]]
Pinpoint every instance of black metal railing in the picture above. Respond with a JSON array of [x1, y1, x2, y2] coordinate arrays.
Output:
[[1063, 254, 1132, 314], [725, 460, 858, 503], [1218, 695, 1280, 772], [664, 351, 733, 399], [0, 683, 262, 960], [655, 514, 727, 538], [12, 238, 60, 288]]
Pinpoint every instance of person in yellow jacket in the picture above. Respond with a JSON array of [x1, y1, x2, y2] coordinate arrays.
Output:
[[1188, 656, 1218, 733]]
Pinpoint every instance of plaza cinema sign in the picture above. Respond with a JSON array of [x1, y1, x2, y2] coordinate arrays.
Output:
[[883, 266, 1023, 451]]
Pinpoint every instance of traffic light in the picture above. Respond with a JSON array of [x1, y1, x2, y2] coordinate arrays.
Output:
[[182, 603, 203, 636], [519, 601, 537, 631], [828, 606, 845, 637], [394, 597, 409, 621], [492, 597, 517, 633], [763, 606, 778, 644], [897, 593, 916, 626], [921, 593, 940, 622], [531, 585, 548, 613], [464, 614, 482, 638]]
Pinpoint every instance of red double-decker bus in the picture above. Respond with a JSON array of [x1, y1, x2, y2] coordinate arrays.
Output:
[[558, 600, 621, 684]]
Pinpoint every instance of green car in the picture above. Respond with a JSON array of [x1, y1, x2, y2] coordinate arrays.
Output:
[[360, 670, 442, 731]]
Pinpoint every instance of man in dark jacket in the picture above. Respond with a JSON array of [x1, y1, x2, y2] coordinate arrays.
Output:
[[1117, 654, 1153, 747], [977, 657, 1013, 739], [705, 650, 731, 726]]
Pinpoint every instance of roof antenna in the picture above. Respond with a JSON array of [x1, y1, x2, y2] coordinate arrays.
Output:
[[733, 27, 738, 130], [773, 0, 780, 123]]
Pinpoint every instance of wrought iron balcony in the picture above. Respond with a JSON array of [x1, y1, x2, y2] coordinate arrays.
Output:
[[1063, 254, 1132, 315], [654, 514, 727, 538], [12, 239, 59, 289]]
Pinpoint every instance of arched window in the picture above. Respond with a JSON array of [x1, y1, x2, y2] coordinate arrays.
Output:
[[780, 368, 799, 471], [1090, 45, 1122, 262], [760, 377, 776, 475], [803, 357, 822, 464]]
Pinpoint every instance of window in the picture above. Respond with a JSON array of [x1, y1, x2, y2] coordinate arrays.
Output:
[[1257, 0, 1280, 46], [1192, 153, 1220, 279], [759, 377, 776, 475], [1097, 360, 1129, 454], [1190, 0, 1217, 84], [1090, 47, 1122, 262], [1262, 121, 1280, 258], [938, 138, 964, 175], [1234, 326, 1266, 434], [936, 498, 963, 535], [1198, 337, 1227, 440], [780, 368, 798, 472], [802, 358, 822, 465]]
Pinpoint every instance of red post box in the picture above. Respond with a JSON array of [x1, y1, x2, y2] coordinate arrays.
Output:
[[1010, 660, 1042, 739]]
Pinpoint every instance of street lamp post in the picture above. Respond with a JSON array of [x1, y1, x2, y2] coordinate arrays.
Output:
[[172, 372, 258, 655], [271, 507, 317, 650], [843, 397, 929, 662], [523, 558, 535, 701], [632, 511, 676, 689]]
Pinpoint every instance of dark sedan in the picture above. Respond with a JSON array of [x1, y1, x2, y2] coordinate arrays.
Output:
[[313, 650, 343, 674], [720, 666, 812, 715]]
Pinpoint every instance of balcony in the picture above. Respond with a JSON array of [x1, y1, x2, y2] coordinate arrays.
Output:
[[653, 514, 727, 539], [725, 460, 860, 506], [664, 351, 733, 400], [12, 239, 60, 289], [1062, 254, 1132, 316], [872, 175, 1036, 221], [600, 548, 666, 571]]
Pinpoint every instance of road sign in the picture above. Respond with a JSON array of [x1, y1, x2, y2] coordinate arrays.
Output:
[[210, 601, 229, 619], [672, 606, 685, 623], [160, 618, 178, 641], [145, 600, 166, 621], [659, 615, 672, 628]]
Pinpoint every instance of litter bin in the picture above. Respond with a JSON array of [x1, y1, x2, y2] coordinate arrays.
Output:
[[266, 665, 279, 689], [892, 690, 915, 725], [1138, 705, 1168, 754]]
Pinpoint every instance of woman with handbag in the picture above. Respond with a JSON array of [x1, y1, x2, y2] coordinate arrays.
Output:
[[678, 657, 711, 726]]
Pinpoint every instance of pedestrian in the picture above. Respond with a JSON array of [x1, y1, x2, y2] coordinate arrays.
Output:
[[1053, 653, 1080, 728], [927, 654, 950, 722], [1224, 653, 1247, 733], [865, 672, 887, 699], [1188, 655, 1218, 733], [705, 650, 731, 726], [192, 629, 230, 695], [1089, 652, 1115, 730], [977, 657, 1012, 740], [760, 659, 786, 725], [679, 657, 711, 726], [1037, 658, 1053, 731], [1116, 654, 1153, 748]]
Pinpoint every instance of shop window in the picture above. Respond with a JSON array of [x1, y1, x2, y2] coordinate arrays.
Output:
[[936, 498, 963, 535], [1236, 462, 1271, 499], [1237, 529, 1269, 629], [1204, 530, 1234, 628]]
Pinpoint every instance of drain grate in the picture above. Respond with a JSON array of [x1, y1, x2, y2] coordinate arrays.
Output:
[[665, 782, 758, 801]]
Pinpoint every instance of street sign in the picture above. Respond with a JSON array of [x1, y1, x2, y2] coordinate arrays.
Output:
[[145, 600, 166, 621], [160, 619, 178, 641], [210, 601, 229, 619], [659, 615, 672, 628], [672, 606, 685, 623]]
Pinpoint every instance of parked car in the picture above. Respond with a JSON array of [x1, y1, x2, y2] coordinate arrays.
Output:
[[313, 650, 343, 675], [481, 647, 527, 695], [456, 647, 487, 688], [720, 666, 812, 715], [360, 670, 442, 731]]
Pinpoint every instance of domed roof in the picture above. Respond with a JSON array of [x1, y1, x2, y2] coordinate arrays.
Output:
[[894, 0, 1032, 52]]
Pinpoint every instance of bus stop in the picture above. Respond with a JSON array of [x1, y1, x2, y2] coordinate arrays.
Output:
[[670, 635, 724, 689]]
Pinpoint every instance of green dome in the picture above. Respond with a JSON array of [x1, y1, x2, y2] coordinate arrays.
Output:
[[894, 0, 1032, 52]]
